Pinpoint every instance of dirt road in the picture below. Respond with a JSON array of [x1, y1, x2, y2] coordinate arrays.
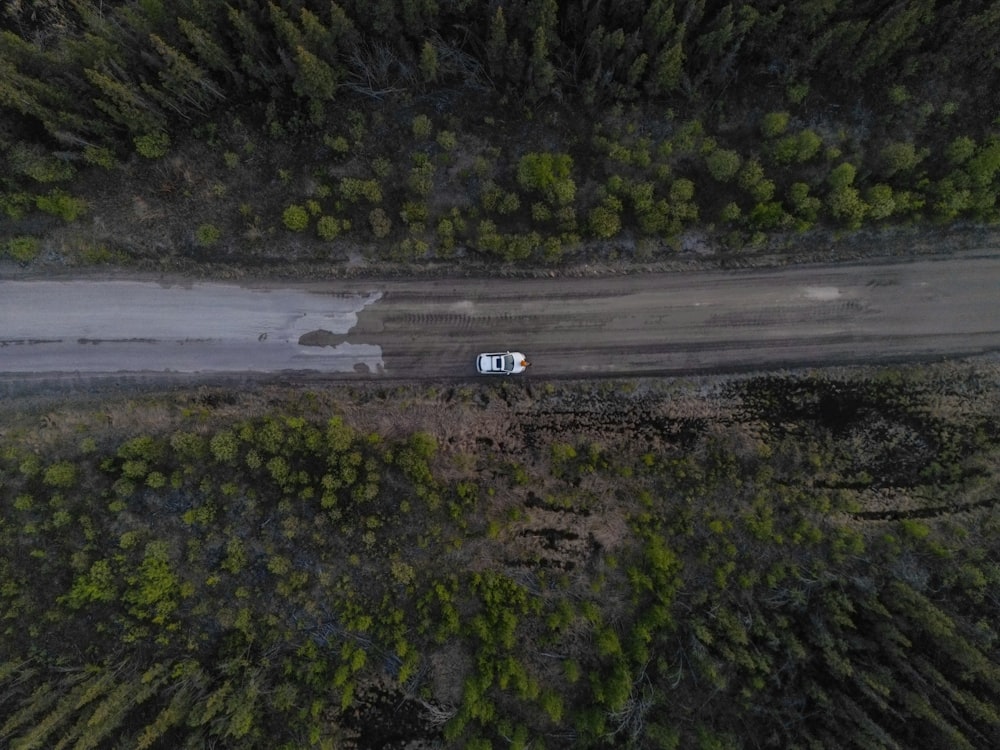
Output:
[[3, 253, 999, 378]]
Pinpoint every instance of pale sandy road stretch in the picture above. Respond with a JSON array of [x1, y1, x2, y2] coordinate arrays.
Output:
[[2, 253, 999, 379]]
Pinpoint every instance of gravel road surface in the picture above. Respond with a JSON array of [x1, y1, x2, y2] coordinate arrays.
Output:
[[2, 253, 999, 378]]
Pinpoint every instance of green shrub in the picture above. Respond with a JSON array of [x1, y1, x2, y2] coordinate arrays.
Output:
[[134, 132, 171, 159], [966, 140, 1000, 186], [196, 224, 221, 247], [400, 201, 428, 226], [749, 201, 790, 230], [738, 159, 765, 193], [719, 202, 742, 223], [371, 156, 393, 179], [419, 40, 439, 82], [340, 177, 383, 203], [3, 236, 40, 263], [705, 149, 742, 182], [880, 141, 924, 177], [43, 461, 77, 488], [9, 143, 76, 182], [497, 191, 520, 216], [827, 162, 857, 190], [79, 243, 125, 265], [828, 186, 867, 228], [325, 134, 350, 154], [396, 237, 430, 260], [83, 145, 116, 169], [317, 215, 343, 240], [760, 111, 790, 138], [945, 136, 976, 166], [436, 130, 457, 150], [588, 201, 622, 239], [887, 84, 910, 105], [0, 192, 33, 219], [437, 218, 455, 252], [408, 159, 435, 196], [931, 178, 972, 220], [773, 130, 822, 164], [531, 202, 552, 222], [865, 184, 896, 220], [412, 114, 432, 140], [369, 208, 392, 238], [786, 80, 810, 104], [738, 161, 775, 203], [35, 190, 86, 221], [669, 178, 695, 203], [282, 204, 310, 231], [517, 152, 576, 206], [788, 182, 821, 222]]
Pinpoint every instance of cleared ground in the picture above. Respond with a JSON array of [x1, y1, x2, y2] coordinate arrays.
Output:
[[3, 252, 999, 377]]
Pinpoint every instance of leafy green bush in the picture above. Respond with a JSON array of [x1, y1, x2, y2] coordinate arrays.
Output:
[[134, 132, 171, 159], [705, 149, 742, 182], [400, 201, 428, 227], [339, 177, 383, 203], [412, 114, 432, 139], [827, 162, 857, 190], [408, 158, 435, 196], [78, 243, 125, 265], [719, 202, 742, 223], [83, 145, 117, 169], [0, 192, 33, 219], [772, 130, 823, 164], [35, 190, 86, 221], [196, 224, 222, 247], [436, 130, 457, 150], [436, 218, 455, 252], [945, 136, 976, 165], [828, 186, 867, 228], [760, 111, 790, 138], [3, 236, 40, 263], [9, 143, 76, 182], [588, 200, 622, 239], [931, 178, 972, 221], [880, 141, 924, 177], [43, 461, 77, 488], [749, 201, 790, 230], [282, 205, 309, 232], [316, 215, 344, 240], [517, 153, 576, 206], [788, 182, 821, 223], [865, 184, 896, 220], [786, 80, 810, 104], [669, 178, 695, 203], [738, 160, 775, 202], [368, 208, 392, 238], [966, 139, 1000, 186]]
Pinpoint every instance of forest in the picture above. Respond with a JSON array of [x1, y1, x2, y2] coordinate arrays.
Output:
[[1, 364, 1000, 748], [2, 0, 1000, 269], [3, 2, 1000, 748]]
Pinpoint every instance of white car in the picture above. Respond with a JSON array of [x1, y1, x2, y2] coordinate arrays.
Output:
[[477, 351, 530, 375]]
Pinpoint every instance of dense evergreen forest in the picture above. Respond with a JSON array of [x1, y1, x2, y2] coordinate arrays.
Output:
[[2, 366, 1000, 748], [2, 0, 1000, 267]]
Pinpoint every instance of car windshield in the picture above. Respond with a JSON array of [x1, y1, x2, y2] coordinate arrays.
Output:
[[501, 354, 515, 370]]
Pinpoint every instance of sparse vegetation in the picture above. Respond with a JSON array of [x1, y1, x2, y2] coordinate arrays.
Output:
[[2, 362, 1000, 748]]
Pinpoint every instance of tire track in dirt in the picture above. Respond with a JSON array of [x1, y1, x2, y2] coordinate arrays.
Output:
[[851, 496, 1000, 521]]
